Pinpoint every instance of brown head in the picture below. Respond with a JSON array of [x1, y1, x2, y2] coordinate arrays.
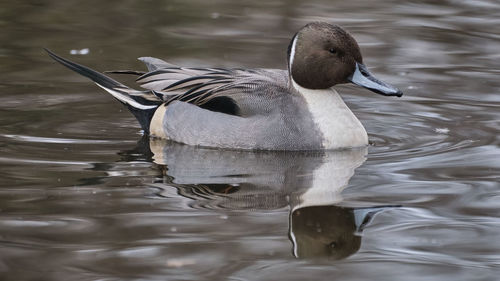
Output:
[[288, 22, 402, 97]]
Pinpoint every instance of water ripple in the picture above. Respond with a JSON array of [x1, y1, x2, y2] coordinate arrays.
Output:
[[1, 134, 124, 144]]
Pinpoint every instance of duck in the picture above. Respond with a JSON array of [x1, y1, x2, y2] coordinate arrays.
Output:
[[46, 22, 402, 151]]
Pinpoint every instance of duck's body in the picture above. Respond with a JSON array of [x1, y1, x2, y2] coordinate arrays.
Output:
[[144, 66, 367, 150], [47, 22, 401, 151]]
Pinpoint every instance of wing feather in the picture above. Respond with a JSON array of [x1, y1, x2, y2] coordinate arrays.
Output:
[[127, 57, 289, 115]]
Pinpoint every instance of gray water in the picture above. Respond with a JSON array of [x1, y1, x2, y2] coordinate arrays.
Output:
[[1, 0, 499, 280]]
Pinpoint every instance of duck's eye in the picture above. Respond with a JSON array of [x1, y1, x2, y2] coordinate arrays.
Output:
[[329, 48, 337, 54]]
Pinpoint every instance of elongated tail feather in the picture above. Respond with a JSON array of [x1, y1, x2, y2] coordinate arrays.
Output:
[[45, 48, 162, 133]]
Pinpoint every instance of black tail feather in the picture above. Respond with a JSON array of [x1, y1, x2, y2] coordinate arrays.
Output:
[[45, 48, 127, 90], [45, 48, 161, 134]]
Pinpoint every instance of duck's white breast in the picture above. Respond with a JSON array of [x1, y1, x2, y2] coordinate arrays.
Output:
[[292, 80, 368, 149]]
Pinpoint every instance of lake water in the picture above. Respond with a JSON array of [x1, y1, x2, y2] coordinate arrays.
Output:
[[1, 0, 499, 280]]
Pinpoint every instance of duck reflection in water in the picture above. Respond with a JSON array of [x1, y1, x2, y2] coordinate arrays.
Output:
[[289, 205, 391, 259], [128, 138, 397, 260]]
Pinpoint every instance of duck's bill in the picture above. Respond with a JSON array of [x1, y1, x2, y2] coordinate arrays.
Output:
[[348, 63, 403, 97]]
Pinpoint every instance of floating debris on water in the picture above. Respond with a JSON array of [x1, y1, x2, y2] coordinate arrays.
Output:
[[70, 48, 89, 55]]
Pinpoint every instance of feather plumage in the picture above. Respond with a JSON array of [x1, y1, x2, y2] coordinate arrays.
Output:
[[130, 60, 289, 116]]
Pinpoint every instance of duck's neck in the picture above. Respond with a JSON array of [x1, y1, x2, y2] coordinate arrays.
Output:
[[291, 79, 368, 149]]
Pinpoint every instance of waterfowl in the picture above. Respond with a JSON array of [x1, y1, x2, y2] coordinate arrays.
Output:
[[46, 22, 402, 150]]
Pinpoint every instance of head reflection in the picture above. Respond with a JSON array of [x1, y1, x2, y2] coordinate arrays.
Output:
[[289, 205, 392, 259], [290, 205, 360, 259], [140, 138, 395, 260]]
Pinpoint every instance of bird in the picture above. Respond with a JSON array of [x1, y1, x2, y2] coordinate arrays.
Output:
[[46, 22, 402, 151]]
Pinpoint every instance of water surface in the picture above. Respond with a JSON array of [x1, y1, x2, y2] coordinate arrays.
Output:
[[0, 0, 499, 280]]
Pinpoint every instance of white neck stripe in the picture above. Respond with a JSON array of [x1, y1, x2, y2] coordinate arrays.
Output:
[[289, 35, 298, 70]]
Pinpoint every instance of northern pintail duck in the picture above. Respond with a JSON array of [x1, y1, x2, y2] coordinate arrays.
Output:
[[46, 22, 402, 150]]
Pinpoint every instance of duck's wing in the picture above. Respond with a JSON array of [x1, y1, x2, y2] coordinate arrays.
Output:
[[105, 56, 290, 116], [135, 65, 289, 116]]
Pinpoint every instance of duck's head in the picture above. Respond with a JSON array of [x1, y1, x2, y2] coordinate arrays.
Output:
[[288, 22, 402, 97]]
